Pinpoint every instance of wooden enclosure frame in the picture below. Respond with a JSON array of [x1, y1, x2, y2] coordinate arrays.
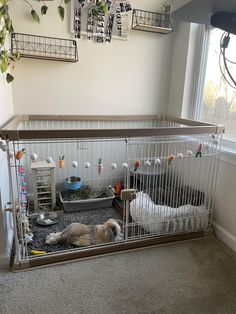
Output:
[[0, 115, 225, 140]]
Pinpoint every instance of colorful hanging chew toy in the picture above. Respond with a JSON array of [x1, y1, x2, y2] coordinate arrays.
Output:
[[134, 160, 141, 172], [98, 158, 103, 175], [59, 155, 65, 169], [16, 148, 26, 160], [18, 166, 27, 213], [195, 144, 202, 157]]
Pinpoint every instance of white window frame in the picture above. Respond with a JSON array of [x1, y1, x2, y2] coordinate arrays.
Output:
[[192, 25, 236, 165]]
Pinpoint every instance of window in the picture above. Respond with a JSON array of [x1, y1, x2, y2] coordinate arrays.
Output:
[[199, 28, 236, 142]]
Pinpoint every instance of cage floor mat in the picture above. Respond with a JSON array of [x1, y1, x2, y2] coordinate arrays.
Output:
[[27, 207, 122, 255]]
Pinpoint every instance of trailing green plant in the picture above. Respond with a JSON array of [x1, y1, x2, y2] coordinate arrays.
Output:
[[161, 1, 170, 14], [0, 0, 111, 83], [0, 0, 20, 83], [24, 0, 110, 23], [24, 0, 71, 22]]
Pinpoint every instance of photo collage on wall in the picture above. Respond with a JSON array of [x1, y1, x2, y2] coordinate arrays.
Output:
[[73, 0, 132, 42]]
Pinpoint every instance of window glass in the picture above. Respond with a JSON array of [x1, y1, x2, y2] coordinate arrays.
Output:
[[201, 28, 236, 140]]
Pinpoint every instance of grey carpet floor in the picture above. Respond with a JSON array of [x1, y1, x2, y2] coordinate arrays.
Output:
[[1, 237, 236, 314]]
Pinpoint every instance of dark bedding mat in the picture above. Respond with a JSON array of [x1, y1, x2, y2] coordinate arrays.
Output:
[[27, 207, 122, 255]]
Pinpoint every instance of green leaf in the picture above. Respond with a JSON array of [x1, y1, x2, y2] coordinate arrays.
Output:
[[12, 51, 20, 60], [58, 6, 65, 21], [0, 61, 8, 73], [0, 33, 5, 45], [0, 0, 8, 6], [31, 10, 40, 23], [0, 4, 8, 16], [64, 0, 70, 4], [103, 2, 108, 16], [6, 72, 14, 83], [41, 5, 48, 15]]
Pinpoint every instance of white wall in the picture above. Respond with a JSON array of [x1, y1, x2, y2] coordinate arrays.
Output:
[[214, 160, 236, 251], [0, 74, 14, 267], [10, 0, 173, 115], [167, 21, 190, 116]]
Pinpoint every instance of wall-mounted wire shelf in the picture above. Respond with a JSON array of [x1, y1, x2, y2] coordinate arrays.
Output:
[[132, 9, 173, 34], [11, 33, 78, 63]]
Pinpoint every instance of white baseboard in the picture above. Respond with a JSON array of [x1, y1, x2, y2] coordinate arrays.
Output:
[[0, 253, 11, 268], [213, 221, 236, 253]]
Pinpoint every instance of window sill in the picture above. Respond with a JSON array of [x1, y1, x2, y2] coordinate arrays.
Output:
[[219, 145, 236, 166]]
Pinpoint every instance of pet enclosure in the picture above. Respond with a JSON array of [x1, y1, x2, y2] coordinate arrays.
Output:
[[0, 115, 224, 270]]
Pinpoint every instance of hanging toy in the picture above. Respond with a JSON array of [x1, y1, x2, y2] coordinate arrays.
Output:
[[154, 158, 161, 166], [46, 156, 53, 164], [111, 163, 117, 170], [30, 153, 38, 161], [98, 158, 103, 175], [144, 160, 151, 167], [18, 165, 25, 174], [186, 150, 193, 157], [84, 162, 91, 169], [177, 153, 184, 159], [134, 160, 141, 172], [16, 148, 26, 160], [195, 144, 202, 157], [167, 155, 175, 165], [122, 162, 128, 169], [72, 161, 78, 168], [59, 156, 65, 169]]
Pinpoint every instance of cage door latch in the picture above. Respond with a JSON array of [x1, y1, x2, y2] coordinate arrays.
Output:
[[120, 189, 137, 201]]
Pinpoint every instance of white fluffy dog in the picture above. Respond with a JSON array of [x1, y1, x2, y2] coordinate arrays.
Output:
[[45, 219, 123, 246]]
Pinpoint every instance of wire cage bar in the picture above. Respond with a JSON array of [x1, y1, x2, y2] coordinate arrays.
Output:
[[11, 33, 79, 63], [132, 9, 173, 34], [0, 116, 224, 270]]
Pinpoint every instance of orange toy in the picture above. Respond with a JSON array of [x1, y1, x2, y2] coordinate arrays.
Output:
[[134, 160, 141, 172], [114, 182, 123, 196], [16, 148, 26, 160], [167, 155, 174, 165], [59, 156, 65, 169]]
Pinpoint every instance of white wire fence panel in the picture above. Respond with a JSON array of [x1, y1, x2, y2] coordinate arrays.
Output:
[[18, 119, 181, 130], [125, 134, 221, 239], [9, 132, 221, 262], [15, 138, 128, 213]]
